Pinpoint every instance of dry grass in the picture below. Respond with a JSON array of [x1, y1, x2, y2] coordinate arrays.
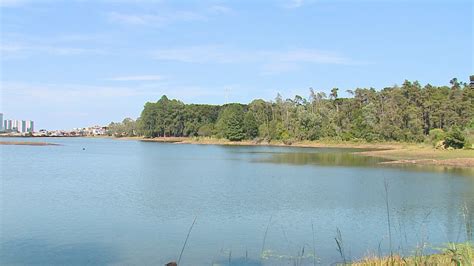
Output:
[[350, 242, 473, 266], [357, 145, 474, 167]]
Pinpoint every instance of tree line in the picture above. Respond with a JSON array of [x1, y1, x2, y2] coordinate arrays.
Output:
[[108, 78, 474, 147]]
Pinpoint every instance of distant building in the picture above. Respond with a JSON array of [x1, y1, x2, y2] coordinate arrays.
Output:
[[4, 120, 12, 131], [4, 119, 34, 133], [0, 113, 3, 131], [28, 121, 34, 132]]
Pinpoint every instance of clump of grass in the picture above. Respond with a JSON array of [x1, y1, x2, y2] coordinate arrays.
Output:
[[349, 242, 473, 266]]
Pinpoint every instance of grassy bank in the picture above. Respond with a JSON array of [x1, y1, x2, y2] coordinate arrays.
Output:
[[356, 144, 474, 168], [131, 136, 474, 168], [350, 242, 473, 265]]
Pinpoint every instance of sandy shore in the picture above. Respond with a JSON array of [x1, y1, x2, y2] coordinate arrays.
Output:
[[132, 137, 474, 168], [0, 141, 60, 146]]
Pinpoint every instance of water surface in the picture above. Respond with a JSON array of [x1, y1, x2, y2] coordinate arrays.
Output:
[[1, 137, 473, 265]]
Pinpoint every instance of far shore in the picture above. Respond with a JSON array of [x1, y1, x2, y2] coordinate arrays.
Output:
[[2, 135, 473, 167], [116, 136, 474, 168]]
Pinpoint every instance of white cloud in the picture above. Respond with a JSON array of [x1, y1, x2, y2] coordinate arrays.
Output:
[[209, 5, 232, 14], [105, 75, 164, 81], [2, 82, 143, 103], [277, 49, 351, 64], [151, 46, 367, 74], [0, 0, 28, 7], [153, 45, 253, 63], [152, 46, 356, 64], [0, 43, 105, 58], [1, 81, 236, 104], [285, 0, 305, 8], [107, 10, 205, 26], [281, 0, 325, 9]]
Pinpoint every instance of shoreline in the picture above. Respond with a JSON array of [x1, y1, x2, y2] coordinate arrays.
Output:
[[132, 137, 474, 168], [2, 135, 473, 167]]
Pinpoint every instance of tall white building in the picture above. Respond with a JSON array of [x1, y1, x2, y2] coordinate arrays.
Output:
[[4, 119, 34, 133], [26, 120, 34, 132]]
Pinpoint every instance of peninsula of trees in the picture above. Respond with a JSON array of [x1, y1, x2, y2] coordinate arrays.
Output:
[[108, 79, 473, 148]]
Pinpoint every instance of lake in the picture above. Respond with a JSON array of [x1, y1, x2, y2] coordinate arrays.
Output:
[[1, 137, 473, 265]]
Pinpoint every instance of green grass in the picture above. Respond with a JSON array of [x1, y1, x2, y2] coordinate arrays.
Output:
[[348, 242, 473, 266]]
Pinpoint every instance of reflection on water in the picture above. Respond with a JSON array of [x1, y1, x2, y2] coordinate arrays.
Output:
[[252, 150, 386, 167], [251, 149, 474, 177]]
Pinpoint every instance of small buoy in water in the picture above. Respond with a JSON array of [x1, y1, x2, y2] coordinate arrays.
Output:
[[82, 148, 85, 150]]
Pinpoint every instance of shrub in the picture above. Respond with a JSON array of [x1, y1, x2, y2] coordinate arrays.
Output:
[[444, 127, 465, 149], [463, 128, 474, 149], [428, 128, 446, 146]]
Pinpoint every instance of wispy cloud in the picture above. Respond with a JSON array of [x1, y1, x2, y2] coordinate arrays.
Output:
[[276, 49, 351, 64], [105, 75, 164, 81], [152, 45, 368, 74], [2, 80, 261, 105], [0, 43, 105, 58], [0, 0, 28, 7], [153, 45, 251, 63], [281, 0, 322, 9], [284, 0, 305, 8], [2, 82, 144, 103], [209, 5, 232, 14], [152, 46, 359, 64], [1, 81, 155, 129], [107, 10, 205, 26]]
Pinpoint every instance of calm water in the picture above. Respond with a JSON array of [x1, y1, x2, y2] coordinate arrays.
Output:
[[1, 137, 473, 265]]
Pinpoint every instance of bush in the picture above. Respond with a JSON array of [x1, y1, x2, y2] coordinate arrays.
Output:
[[463, 128, 474, 149], [444, 127, 465, 149], [428, 128, 446, 146]]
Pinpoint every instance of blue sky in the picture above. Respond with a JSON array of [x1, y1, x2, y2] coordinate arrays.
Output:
[[1, 0, 472, 130]]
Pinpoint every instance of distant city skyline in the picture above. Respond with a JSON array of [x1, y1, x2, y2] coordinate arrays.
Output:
[[1, 0, 472, 130], [1, 112, 35, 133]]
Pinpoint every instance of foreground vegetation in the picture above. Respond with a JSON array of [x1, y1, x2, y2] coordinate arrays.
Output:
[[109, 78, 473, 150], [350, 242, 473, 266]]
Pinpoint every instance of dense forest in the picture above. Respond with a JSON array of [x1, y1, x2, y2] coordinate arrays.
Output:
[[108, 78, 474, 147]]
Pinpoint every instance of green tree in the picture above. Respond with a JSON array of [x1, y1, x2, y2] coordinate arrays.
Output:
[[216, 104, 245, 141], [197, 123, 215, 137], [131, 78, 472, 144], [243, 112, 258, 139]]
